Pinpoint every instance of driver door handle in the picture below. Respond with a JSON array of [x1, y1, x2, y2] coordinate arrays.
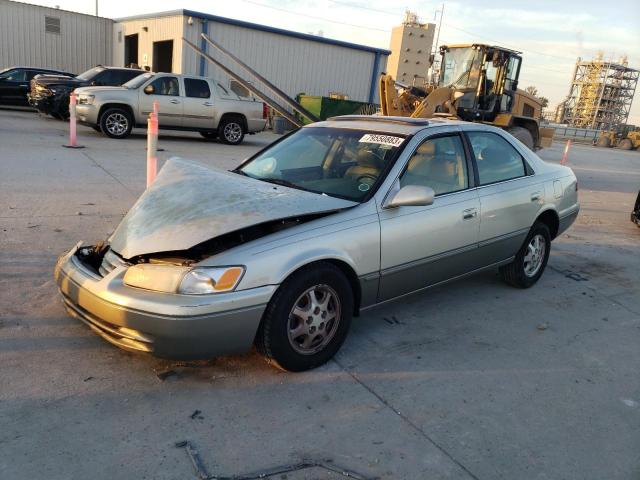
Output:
[[203, 102, 213, 106], [462, 208, 477, 220], [531, 191, 542, 202], [170, 99, 180, 104]]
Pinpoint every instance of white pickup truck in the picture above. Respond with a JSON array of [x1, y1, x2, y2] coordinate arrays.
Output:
[[74, 73, 267, 144]]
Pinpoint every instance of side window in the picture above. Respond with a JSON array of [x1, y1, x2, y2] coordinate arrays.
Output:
[[467, 132, 526, 185], [184, 78, 211, 98], [118, 70, 142, 84], [216, 83, 230, 97], [1, 70, 26, 82], [149, 76, 180, 96], [400, 135, 469, 196], [229, 80, 250, 98]]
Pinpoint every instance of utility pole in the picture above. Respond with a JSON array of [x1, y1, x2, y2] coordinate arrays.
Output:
[[95, 0, 98, 16]]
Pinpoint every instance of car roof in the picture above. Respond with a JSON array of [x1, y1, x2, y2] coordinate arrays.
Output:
[[6, 66, 72, 73], [306, 115, 467, 135]]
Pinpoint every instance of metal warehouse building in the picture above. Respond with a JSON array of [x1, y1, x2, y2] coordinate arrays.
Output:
[[0, 0, 113, 75], [114, 9, 389, 103]]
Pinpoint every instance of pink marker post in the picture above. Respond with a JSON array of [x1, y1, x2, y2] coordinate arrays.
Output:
[[560, 139, 572, 165], [63, 91, 85, 149], [146, 110, 159, 187]]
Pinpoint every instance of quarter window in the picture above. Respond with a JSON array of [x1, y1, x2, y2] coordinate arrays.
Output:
[[148, 76, 180, 96], [184, 78, 211, 98], [400, 135, 468, 196], [467, 132, 526, 185]]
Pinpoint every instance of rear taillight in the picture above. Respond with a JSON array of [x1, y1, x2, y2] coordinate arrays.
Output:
[[262, 103, 268, 119]]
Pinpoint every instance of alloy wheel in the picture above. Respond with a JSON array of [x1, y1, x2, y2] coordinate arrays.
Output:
[[105, 113, 128, 136], [287, 284, 342, 355], [223, 122, 242, 143], [523, 233, 546, 277]]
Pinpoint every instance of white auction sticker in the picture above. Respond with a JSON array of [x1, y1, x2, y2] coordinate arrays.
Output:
[[359, 133, 404, 147]]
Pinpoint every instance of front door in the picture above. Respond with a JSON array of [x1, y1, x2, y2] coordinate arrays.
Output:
[[0, 69, 28, 105], [139, 75, 183, 127], [465, 130, 544, 264], [181, 78, 215, 129], [378, 133, 481, 301]]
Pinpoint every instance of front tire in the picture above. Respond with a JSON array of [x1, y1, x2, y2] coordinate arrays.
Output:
[[499, 222, 551, 288], [618, 138, 633, 150], [219, 116, 245, 145], [506, 126, 534, 150], [256, 262, 353, 372], [100, 108, 133, 139]]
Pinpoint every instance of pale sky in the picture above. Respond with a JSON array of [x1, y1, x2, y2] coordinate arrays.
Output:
[[25, 0, 640, 124]]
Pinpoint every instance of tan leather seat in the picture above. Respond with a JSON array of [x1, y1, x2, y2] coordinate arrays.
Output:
[[345, 149, 382, 182]]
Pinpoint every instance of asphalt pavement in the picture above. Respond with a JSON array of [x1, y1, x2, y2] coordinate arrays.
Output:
[[1, 110, 639, 480]]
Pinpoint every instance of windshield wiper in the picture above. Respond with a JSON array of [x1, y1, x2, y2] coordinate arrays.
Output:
[[260, 178, 307, 191]]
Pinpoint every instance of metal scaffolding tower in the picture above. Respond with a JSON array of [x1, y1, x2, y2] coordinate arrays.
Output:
[[562, 54, 638, 130]]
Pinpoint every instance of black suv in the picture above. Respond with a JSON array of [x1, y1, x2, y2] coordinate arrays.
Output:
[[0, 67, 74, 106], [29, 66, 145, 119]]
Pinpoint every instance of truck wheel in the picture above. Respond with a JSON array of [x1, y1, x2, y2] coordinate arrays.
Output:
[[199, 131, 217, 140], [499, 222, 551, 289], [219, 116, 245, 145], [100, 108, 133, 139], [255, 262, 353, 372], [618, 139, 633, 150], [506, 126, 534, 150], [596, 136, 611, 148]]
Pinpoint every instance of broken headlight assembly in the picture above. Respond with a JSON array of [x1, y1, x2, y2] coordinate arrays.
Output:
[[123, 265, 245, 295]]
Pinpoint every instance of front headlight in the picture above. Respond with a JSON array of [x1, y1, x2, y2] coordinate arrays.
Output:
[[123, 265, 244, 295], [78, 95, 95, 105]]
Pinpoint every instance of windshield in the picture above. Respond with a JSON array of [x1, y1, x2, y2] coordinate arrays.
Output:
[[440, 48, 481, 89], [239, 127, 407, 202], [124, 73, 154, 89], [76, 67, 105, 81]]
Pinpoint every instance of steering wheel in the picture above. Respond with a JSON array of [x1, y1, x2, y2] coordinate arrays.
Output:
[[356, 173, 378, 185]]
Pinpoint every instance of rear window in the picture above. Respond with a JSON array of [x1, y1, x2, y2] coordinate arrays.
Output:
[[184, 78, 211, 98], [76, 67, 105, 81]]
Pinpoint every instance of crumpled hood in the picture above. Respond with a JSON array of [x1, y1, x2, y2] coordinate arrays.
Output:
[[109, 158, 357, 259], [33, 75, 84, 88]]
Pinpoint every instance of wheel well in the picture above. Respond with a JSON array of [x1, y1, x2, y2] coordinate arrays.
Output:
[[536, 209, 559, 239], [99, 103, 134, 123], [220, 112, 247, 132], [288, 259, 362, 316]]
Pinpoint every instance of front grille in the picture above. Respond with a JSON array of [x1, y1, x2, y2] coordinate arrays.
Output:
[[98, 248, 129, 277]]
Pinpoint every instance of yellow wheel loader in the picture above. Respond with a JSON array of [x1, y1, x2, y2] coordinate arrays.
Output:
[[380, 44, 554, 150], [595, 130, 640, 150]]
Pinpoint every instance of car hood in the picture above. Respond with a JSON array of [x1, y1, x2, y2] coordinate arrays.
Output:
[[75, 86, 128, 95], [109, 158, 357, 259], [33, 75, 85, 88]]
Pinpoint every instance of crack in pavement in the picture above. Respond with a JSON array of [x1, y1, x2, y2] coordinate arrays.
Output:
[[81, 151, 138, 198], [332, 357, 481, 480]]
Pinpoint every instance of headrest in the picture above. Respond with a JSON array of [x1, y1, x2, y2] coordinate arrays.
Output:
[[481, 147, 503, 164], [416, 141, 436, 155]]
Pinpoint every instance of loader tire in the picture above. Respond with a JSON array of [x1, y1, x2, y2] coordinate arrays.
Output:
[[506, 126, 534, 150], [618, 139, 633, 150], [596, 136, 611, 148]]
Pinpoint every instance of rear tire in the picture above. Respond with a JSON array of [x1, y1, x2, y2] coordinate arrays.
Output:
[[199, 131, 217, 140], [219, 116, 245, 145], [255, 262, 353, 372], [100, 108, 133, 139], [499, 222, 551, 288], [618, 138, 633, 150], [506, 126, 534, 150], [596, 136, 611, 148]]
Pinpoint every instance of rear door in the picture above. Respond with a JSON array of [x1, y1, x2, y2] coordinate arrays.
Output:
[[377, 131, 481, 301], [465, 129, 544, 264], [138, 75, 183, 127], [181, 78, 215, 129]]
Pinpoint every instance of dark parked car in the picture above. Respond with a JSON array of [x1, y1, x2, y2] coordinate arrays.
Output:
[[29, 66, 145, 119], [0, 66, 73, 106], [632, 190, 640, 227]]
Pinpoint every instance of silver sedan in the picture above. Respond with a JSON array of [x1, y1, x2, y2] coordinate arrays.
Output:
[[54, 116, 579, 371]]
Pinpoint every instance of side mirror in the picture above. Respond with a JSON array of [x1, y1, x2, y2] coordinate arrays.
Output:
[[144, 84, 155, 95], [385, 185, 435, 208]]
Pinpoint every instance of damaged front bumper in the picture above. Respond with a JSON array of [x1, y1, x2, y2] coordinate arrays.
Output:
[[54, 244, 275, 359]]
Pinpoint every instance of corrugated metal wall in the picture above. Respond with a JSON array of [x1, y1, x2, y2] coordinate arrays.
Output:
[[179, 16, 386, 103], [118, 15, 184, 73], [0, 0, 112, 75]]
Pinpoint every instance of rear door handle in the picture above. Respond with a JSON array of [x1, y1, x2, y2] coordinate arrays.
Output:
[[170, 99, 180, 104], [462, 208, 477, 220], [531, 191, 542, 202], [203, 102, 213, 106]]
